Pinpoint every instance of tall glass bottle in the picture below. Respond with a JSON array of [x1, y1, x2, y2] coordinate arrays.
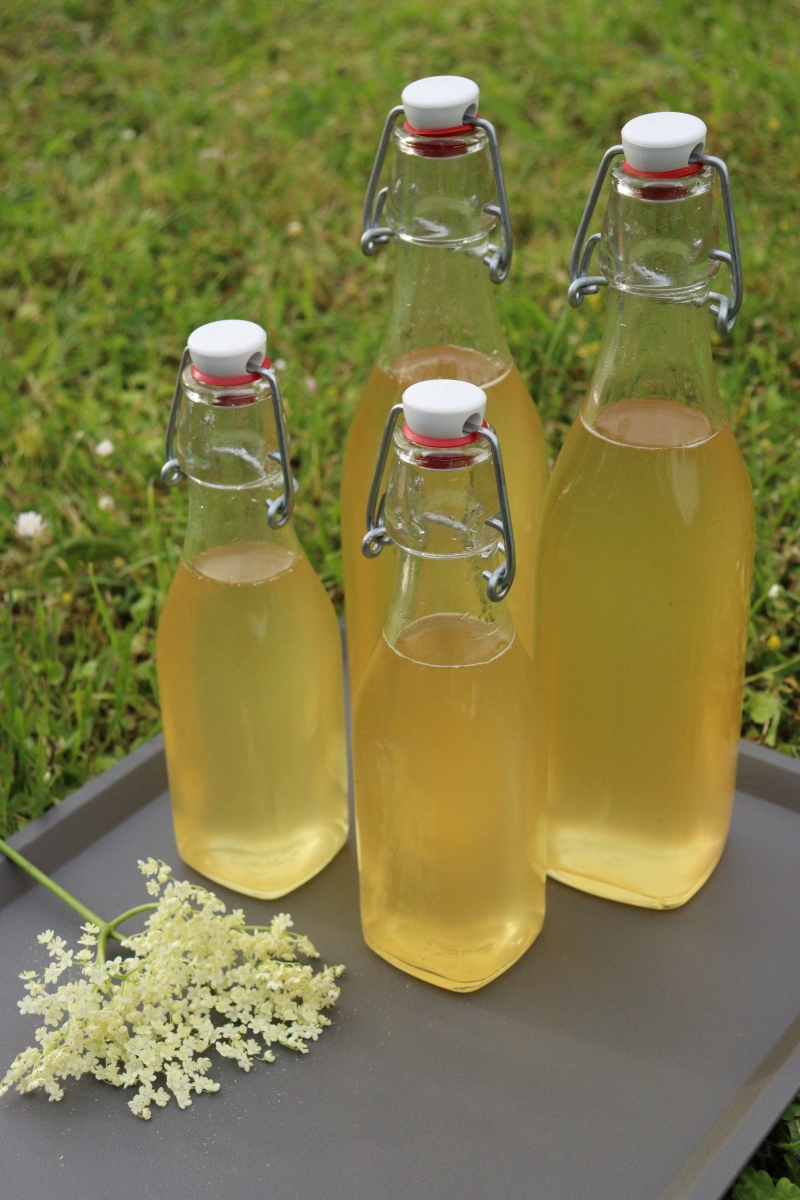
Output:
[[536, 113, 754, 909], [156, 320, 348, 899], [353, 379, 547, 992], [342, 76, 548, 698]]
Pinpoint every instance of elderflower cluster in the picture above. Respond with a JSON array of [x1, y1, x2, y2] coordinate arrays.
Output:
[[0, 860, 344, 1119]]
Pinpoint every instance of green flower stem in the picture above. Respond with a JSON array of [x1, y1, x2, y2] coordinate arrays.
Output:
[[0, 837, 112, 934], [107, 903, 159, 931], [0, 839, 160, 966], [97, 903, 159, 965]]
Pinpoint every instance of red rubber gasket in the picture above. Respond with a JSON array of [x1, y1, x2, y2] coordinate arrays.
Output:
[[403, 117, 479, 137], [402, 418, 489, 448], [622, 161, 703, 179], [190, 357, 271, 386]]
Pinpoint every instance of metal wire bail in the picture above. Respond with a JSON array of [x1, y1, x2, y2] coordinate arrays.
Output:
[[362, 404, 403, 558], [567, 144, 744, 334], [360, 108, 513, 283], [689, 150, 744, 334], [465, 116, 513, 284], [160, 346, 190, 487], [361, 106, 404, 258], [247, 361, 296, 529], [361, 407, 516, 602], [566, 145, 623, 309], [465, 420, 517, 602]]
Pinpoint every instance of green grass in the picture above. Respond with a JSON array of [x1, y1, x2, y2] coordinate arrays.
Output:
[[1, 1, 799, 1189]]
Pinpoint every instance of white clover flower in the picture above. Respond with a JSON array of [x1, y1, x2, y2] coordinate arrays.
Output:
[[275, 358, 287, 371], [14, 511, 47, 541], [0, 861, 344, 1119], [95, 438, 114, 458], [768, 584, 781, 599], [97, 494, 116, 512]]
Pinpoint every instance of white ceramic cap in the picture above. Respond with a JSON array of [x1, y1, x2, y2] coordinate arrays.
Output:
[[621, 112, 707, 173], [402, 379, 487, 440], [401, 76, 479, 131], [187, 319, 267, 378]]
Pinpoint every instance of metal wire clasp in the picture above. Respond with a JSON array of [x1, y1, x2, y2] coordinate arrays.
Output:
[[360, 107, 404, 259], [467, 419, 516, 601], [246, 360, 296, 529], [689, 150, 743, 334], [360, 109, 513, 284], [567, 145, 743, 334], [161, 346, 190, 487], [361, 404, 404, 558], [361, 407, 516, 602], [566, 145, 623, 310], [159, 350, 296, 530]]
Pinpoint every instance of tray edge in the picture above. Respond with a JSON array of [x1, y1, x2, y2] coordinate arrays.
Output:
[[659, 1014, 800, 1200], [736, 740, 800, 815], [0, 734, 167, 909]]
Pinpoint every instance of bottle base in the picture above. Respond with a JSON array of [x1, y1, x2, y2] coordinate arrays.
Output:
[[362, 924, 541, 993], [178, 821, 349, 900], [547, 853, 721, 910]]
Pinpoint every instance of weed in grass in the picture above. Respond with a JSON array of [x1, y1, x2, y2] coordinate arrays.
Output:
[[730, 1100, 800, 1198]]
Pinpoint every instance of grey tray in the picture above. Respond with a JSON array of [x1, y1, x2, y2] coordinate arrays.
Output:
[[1, 735, 800, 1200]]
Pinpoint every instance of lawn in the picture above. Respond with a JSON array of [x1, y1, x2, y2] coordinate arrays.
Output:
[[1, 1, 799, 1193]]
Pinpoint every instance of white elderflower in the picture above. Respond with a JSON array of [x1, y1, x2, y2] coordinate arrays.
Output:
[[14, 511, 47, 542], [0, 861, 344, 1119], [95, 438, 114, 458]]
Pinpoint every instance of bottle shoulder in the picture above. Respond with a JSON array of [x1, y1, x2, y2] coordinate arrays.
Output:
[[542, 405, 754, 528], [359, 616, 528, 675]]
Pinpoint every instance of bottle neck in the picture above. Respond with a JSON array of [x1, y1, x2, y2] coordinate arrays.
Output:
[[378, 238, 511, 373], [182, 479, 299, 568], [175, 367, 296, 567], [584, 290, 726, 431], [377, 125, 511, 376], [381, 427, 512, 649], [176, 367, 284, 487], [384, 550, 513, 651], [585, 162, 726, 432]]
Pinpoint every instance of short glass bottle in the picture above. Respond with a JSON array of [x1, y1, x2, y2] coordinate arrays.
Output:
[[342, 76, 549, 700], [156, 320, 348, 899], [536, 118, 754, 909], [353, 379, 547, 992]]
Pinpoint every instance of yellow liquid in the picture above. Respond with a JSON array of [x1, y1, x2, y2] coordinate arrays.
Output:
[[157, 540, 349, 899], [537, 400, 754, 908], [353, 614, 546, 992], [341, 346, 548, 699]]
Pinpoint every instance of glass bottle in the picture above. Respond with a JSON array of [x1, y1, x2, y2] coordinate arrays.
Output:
[[156, 320, 348, 899], [353, 378, 547, 992], [342, 75, 548, 699], [536, 113, 754, 909]]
